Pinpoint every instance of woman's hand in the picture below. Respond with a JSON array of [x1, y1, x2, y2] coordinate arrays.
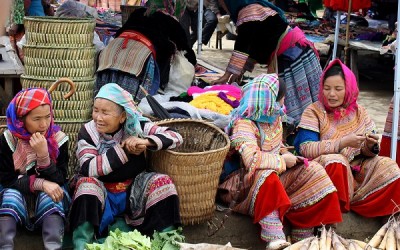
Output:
[[340, 133, 366, 150], [29, 132, 48, 158], [365, 133, 379, 150], [43, 180, 63, 203], [282, 153, 297, 168], [121, 136, 151, 155], [211, 72, 242, 85]]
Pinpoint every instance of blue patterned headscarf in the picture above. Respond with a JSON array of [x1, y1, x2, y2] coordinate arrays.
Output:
[[226, 73, 285, 134], [223, 0, 287, 24], [95, 83, 150, 136]]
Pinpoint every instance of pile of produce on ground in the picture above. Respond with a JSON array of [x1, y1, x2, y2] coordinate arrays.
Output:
[[86, 227, 184, 250], [284, 219, 400, 250]]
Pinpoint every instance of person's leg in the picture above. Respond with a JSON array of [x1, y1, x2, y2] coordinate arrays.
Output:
[[201, 9, 218, 45], [70, 178, 104, 250], [189, 10, 199, 47], [72, 221, 95, 250], [179, 8, 192, 47], [0, 189, 26, 250], [0, 216, 17, 250], [42, 214, 64, 250]]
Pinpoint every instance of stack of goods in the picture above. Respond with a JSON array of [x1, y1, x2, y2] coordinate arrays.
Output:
[[21, 16, 96, 177]]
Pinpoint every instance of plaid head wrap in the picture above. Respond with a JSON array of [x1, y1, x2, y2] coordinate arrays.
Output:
[[144, 0, 186, 19], [95, 83, 150, 136], [6, 88, 61, 161], [226, 73, 285, 133]]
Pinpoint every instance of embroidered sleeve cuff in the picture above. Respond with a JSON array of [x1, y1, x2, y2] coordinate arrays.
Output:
[[33, 178, 45, 192], [36, 154, 51, 168], [227, 50, 249, 75], [145, 135, 162, 151], [335, 139, 341, 153]]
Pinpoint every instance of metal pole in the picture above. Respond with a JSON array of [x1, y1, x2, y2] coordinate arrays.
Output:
[[332, 11, 341, 62], [344, 0, 352, 66], [197, 0, 204, 55], [390, 3, 400, 160]]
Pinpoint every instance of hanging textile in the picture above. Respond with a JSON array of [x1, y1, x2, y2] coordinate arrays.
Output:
[[323, 0, 371, 12]]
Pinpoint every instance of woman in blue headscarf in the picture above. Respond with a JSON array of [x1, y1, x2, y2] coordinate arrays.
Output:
[[69, 83, 183, 250], [213, 0, 322, 126]]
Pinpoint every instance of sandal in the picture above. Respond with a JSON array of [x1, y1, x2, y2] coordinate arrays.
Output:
[[266, 239, 291, 250]]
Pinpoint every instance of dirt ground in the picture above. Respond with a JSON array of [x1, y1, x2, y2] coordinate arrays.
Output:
[[13, 32, 397, 250]]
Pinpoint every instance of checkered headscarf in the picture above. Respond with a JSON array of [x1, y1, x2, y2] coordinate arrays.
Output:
[[6, 88, 60, 160], [226, 73, 285, 133]]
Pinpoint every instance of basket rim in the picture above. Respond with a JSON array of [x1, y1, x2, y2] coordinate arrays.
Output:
[[24, 16, 95, 23], [154, 118, 230, 156], [21, 75, 95, 82], [23, 45, 95, 50]]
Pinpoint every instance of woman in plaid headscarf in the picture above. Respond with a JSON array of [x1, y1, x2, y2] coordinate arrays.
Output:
[[0, 88, 69, 249], [219, 74, 342, 250]]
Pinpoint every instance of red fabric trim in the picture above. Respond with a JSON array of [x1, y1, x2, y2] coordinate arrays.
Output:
[[253, 173, 291, 223], [285, 192, 342, 228], [29, 174, 36, 193], [326, 162, 350, 213], [380, 136, 400, 166], [352, 178, 400, 217], [119, 31, 156, 59]]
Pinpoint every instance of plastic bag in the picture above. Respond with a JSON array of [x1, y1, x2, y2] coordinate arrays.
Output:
[[165, 50, 195, 96], [178, 242, 245, 250]]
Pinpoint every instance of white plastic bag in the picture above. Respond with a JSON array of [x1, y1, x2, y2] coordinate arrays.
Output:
[[165, 50, 195, 95]]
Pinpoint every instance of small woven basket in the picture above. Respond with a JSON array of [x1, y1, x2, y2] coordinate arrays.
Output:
[[24, 17, 95, 47], [148, 119, 230, 225]]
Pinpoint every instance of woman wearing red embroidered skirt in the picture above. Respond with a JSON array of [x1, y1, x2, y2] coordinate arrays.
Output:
[[294, 59, 400, 219]]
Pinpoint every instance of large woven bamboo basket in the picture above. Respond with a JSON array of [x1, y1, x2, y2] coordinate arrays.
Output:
[[148, 119, 230, 225], [21, 76, 94, 121], [23, 45, 95, 79], [24, 17, 95, 47], [21, 75, 95, 93]]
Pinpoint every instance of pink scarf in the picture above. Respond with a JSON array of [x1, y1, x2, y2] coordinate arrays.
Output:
[[318, 59, 359, 120]]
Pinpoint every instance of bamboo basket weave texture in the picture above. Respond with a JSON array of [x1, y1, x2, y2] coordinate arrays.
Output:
[[24, 17, 95, 47], [21, 76, 95, 121], [149, 119, 230, 225], [0, 117, 6, 135], [23, 45, 96, 79]]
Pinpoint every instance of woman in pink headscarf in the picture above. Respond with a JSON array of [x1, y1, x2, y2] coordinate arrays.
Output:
[[294, 59, 400, 218]]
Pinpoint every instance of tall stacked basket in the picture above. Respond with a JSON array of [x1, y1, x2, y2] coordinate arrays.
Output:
[[21, 16, 97, 177]]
